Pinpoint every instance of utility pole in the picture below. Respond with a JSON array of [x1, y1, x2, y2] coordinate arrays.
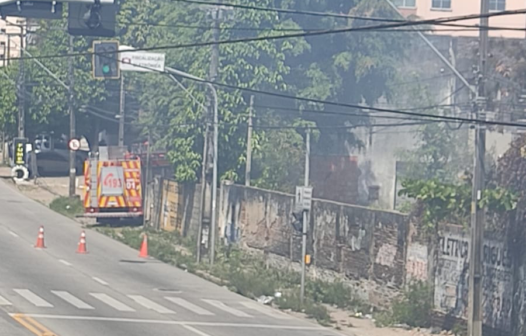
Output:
[[17, 23, 25, 138], [118, 74, 125, 147], [197, 122, 209, 263], [208, 1, 221, 266], [68, 35, 76, 198], [300, 128, 310, 306], [467, 0, 489, 334], [245, 95, 254, 186], [143, 128, 151, 227]]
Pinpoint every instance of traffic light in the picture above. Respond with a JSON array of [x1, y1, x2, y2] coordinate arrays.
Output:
[[92, 41, 120, 79], [68, 2, 116, 37], [291, 210, 304, 232]]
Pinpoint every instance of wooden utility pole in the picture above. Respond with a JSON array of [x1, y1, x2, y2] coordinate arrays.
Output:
[[245, 95, 254, 186], [467, 0, 489, 334]]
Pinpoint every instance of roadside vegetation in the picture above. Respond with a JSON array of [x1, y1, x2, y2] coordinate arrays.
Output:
[[95, 227, 368, 326], [49, 196, 84, 218]]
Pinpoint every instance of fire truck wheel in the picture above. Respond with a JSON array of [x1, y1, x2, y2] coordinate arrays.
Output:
[[11, 166, 29, 182]]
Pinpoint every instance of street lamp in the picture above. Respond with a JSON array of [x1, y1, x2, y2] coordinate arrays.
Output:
[[166, 66, 218, 265]]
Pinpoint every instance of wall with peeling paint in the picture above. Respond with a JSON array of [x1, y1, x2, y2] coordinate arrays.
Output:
[[218, 182, 409, 306]]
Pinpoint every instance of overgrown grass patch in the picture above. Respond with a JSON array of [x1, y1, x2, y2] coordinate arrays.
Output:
[[97, 227, 367, 328], [374, 281, 433, 328], [49, 196, 83, 218]]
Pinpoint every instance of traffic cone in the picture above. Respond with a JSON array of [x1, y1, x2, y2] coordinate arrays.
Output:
[[76, 231, 88, 254], [138, 234, 148, 258], [35, 226, 45, 249]]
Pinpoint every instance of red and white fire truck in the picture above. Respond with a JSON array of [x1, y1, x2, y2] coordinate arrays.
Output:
[[81, 144, 171, 225]]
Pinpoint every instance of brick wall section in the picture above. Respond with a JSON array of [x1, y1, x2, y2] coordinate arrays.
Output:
[[218, 183, 409, 306]]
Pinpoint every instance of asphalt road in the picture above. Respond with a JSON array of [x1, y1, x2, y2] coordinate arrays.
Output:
[[0, 180, 343, 336]]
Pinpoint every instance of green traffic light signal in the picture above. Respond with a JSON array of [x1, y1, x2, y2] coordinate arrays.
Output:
[[102, 65, 110, 74]]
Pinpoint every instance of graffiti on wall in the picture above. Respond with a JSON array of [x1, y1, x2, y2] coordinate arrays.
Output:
[[434, 232, 513, 331], [406, 243, 428, 282]]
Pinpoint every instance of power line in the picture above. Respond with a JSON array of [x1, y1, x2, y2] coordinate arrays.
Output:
[[6, 8, 526, 62]]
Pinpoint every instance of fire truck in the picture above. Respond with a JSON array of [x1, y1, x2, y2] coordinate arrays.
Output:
[[81, 144, 170, 225]]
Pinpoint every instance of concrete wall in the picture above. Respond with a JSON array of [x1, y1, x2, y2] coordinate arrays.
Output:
[[218, 183, 409, 307]]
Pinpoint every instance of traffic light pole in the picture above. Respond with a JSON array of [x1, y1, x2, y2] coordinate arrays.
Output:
[[300, 128, 310, 306]]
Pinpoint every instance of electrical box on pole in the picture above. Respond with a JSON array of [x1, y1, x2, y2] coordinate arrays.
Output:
[[92, 40, 120, 79], [68, 1, 116, 37]]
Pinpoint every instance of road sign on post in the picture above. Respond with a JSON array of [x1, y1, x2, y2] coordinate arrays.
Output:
[[92, 41, 120, 79], [295, 186, 313, 212], [119, 46, 165, 73]]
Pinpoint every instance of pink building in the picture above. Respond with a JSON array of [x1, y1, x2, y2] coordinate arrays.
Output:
[[394, 0, 526, 38]]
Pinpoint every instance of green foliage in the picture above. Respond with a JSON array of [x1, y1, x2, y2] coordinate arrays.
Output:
[[399, 179, 518, 230], [49, 196, 84, 218], [375, 281, 433, 328], [395, 75, 470, 183], [1, 0, 408, 188]]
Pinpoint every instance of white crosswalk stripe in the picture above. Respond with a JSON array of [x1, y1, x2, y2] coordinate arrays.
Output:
[[52, 291, 94, 310], [127, 295, 175, 314], [202, 299, 253, 317], [0, 295, 12, 306], [13, 289, 53, 308], [165, 297, 215, 316], [90, 293, 135, 312], [240, 301, 290, 319]]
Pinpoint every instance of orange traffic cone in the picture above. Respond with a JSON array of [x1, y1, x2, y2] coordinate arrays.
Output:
[[138, 234, 148, 258], [77, 231, 88, 254], [35, 226, 46, 249]]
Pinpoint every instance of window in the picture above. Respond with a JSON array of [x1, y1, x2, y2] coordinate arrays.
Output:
[[489, 0, 505, 11], [432, 0, 451, 9], [394, 0, 416, 8]]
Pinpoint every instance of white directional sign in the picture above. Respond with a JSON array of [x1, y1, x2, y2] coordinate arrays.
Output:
[[119, 46, 165, 73], [295, 186, 313, 212]]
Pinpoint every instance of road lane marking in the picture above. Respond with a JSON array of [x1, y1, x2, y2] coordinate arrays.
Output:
[[90, 293, 135, 312], [239, 301, 290, 319], [58, 259, 72, 267], [0, 295, 12, 306], [127, 295, 175, 314], [201, 299, 252, 317], [11, 313, 58, 336], [92, 277, 109, 286], [52, 291, 94, 310], [165, 297, 214, 316], [8, 231, 19, 238], [14, 289, 54, 308], [183, 325, 212, 336], [13, 314, 326, 330]]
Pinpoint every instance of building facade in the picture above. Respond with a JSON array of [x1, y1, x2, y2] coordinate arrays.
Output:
[[0, 18, 24, 67], [394, 0, 526, 39]]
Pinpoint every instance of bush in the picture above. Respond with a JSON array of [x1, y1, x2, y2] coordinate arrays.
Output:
[[375, 281, 433, 328], [307, 279, 354, 308], [49, 196, 83, 218]]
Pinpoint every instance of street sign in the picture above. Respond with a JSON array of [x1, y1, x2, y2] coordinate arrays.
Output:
[[119, 46, 165, 73], [295, 186, 313, 212], [68, 138, 81, 151], [13, 138, 28, 167]]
